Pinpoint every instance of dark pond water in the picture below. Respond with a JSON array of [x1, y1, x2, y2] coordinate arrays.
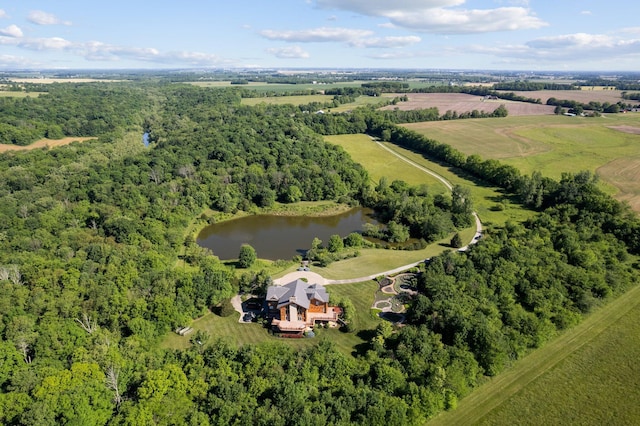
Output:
[[142, 132, 149, 147], [197, 207, 380, 260]]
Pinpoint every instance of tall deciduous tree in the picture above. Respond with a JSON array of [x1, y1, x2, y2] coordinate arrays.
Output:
[[238, 244, 257, 268]]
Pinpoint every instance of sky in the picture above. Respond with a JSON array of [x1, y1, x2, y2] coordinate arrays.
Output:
[[0, 1, 639, 71]]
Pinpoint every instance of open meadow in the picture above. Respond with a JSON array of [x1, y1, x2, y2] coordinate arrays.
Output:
[[0, 90, 44, 97], [241, 94, 331, 106], [430, 280, 640, 426], [403, 114, 640, 212], [327, 133, 536, 226], [241, 93, 393, 110], [0, 136, 96, 152]]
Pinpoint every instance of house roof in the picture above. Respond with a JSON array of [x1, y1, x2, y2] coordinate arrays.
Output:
[[266, 279, 329, 310]]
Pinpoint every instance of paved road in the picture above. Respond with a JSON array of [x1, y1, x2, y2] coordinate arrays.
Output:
[[274, 139, 484, 286]]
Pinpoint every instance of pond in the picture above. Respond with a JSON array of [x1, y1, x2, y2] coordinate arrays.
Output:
[[197, 207, 380, 261]]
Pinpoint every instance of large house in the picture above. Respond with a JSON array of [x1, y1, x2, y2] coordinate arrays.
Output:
[[266, 279, 340, 334]]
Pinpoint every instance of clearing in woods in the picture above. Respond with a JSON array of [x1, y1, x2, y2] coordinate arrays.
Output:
[[0, 137, 96, 153]]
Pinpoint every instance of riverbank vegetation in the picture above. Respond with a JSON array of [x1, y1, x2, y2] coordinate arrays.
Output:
[[1, 77, 639, 424]]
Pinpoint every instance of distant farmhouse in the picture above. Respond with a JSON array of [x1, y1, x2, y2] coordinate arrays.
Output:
[[266, 280, 340, 335]]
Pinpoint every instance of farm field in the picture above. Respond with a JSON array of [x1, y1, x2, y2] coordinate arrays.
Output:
[[190, 80, 370, 93], [161, 280, 381, 356], [497, 89, 626, 104], [380, 93, 555, 116], [8, 77, 125, 83], [0, 136, 96, 152], [403, 114, 640, 211], [430, 281, 640, 426]]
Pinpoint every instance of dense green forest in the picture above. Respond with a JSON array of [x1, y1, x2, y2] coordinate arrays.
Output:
[[1, 82, 639, 425]]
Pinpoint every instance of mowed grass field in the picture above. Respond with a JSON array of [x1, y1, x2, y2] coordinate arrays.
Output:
[[326, 133, 536, 226], [403, 114, 640, 211], [326, 134, 450, 191], [160, 280, 381, 356], [430, 281, 640, 426]]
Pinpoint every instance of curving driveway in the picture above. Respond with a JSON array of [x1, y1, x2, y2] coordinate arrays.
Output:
[[274, 139, 483, 286]]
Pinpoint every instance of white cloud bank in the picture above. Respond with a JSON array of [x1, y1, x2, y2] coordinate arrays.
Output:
[[469, 32, 640, 64], [315, 0, 546, 34], [0, 34, 230, 67], [260, 27, 373, 43]]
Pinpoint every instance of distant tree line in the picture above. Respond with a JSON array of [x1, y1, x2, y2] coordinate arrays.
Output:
[[492, 81, 578, 91]]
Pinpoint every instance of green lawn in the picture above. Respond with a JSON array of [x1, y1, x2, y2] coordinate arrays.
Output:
[[308, 227, 476, 280], [161, 280, 381, 357], [429, 282, 640, 426]]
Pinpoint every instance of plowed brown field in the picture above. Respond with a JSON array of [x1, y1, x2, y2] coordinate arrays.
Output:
[[380, 93, 555, 116], [498, 89, 625, 105]]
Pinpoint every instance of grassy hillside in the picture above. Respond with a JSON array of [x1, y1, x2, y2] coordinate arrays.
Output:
[[403, 114, 640, 211], [430, 281, 640, 425], [327, 133, 535, 226]]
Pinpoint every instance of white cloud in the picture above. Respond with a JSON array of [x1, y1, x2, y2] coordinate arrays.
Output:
[[527, 33, 615, 49], [315, 0, 546, 34], [260, 27, 373, 43], [261, 26, 422, 52], [0, 9, 7, 19], [28, 10, 72, 26], [621, 27, 640, 35], [366, 50, 426, 60], [468, 32, 640, 63], [316, 0, 464, 15], [266, 46, 310, 59], [0, 54, 42, 68], [580, 10, 592, 15], [349, 35, 421, 48], [387, 7, 546, 33], [0, 34, 231, 67], [0, 25, 23, 38]]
